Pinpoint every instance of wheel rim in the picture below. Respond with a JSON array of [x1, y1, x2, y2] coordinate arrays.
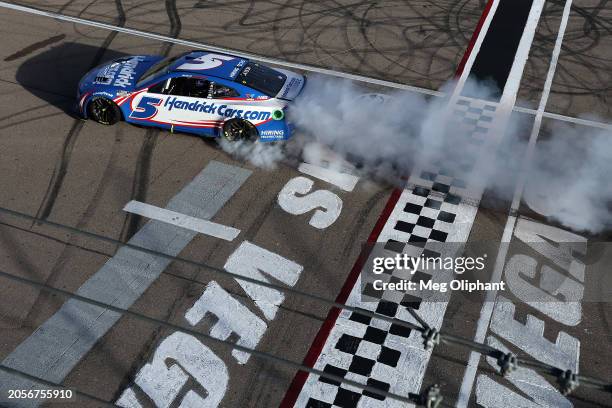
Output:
[[91, 99, 112, 124], [226, 120, 251, 140]]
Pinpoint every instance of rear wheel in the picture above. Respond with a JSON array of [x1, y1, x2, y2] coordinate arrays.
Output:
[[87, 97, 121, 125], [222, 118, 257, 141]]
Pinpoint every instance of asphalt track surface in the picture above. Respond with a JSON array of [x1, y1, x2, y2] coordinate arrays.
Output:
[[0, 1, 611, 408]]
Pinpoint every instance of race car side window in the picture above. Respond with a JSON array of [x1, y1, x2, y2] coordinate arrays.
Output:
[[162, 77, 211, 98], [147, 80, 168, 94], [166, 77, 187, 96], [188, 78, 212, 98], [210, 83, 239, 99]]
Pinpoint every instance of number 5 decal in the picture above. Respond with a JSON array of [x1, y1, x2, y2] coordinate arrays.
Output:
[[130, 96, 163, 120], [178, 54, 235, 71]]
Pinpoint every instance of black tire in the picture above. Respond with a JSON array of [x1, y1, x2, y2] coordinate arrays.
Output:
[[87, 97, 121, 125], [222, 118, 257, 142]]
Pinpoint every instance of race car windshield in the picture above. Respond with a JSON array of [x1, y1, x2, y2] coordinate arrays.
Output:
[[235, 63, 287, 97], [136, 53, 188, 87]]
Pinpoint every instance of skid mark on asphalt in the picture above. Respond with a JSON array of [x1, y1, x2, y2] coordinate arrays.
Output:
[[119, 0, 182, 243], [286, 0, 554, 406], [33, 120, 84, 222], [113, 160, 361, 407], [22, 126, 128, 327], [0, 161, 252, 407], [3, 34, 66, 62], [120, 131, 158, 242], [33, 0, 127, 223]]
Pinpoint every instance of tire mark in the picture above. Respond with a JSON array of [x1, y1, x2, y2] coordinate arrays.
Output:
[[0, 220, 113, 260], [22, 0, 128, 324], [4, 34, 66, 62], [0, 112, 66, 131], [10, 0, 491, 90], [33, 0, 127, 223], [58, 0, 78, 14], [119, 132, 158, 242], [519, 0, 612, 117], [119, 0, 182, 243]]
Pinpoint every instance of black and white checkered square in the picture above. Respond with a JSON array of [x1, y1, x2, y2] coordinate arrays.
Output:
[[304, 301, 411, 407], [451, 97, 496, 141], [410, 97, 498, 198], [303, 182, 465, 406], [298, 98, 498, 408], [305, 188, 459, 407]]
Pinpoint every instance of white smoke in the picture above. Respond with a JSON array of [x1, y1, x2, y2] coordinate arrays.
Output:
[[288, 77, 431, 177], [522, 123, 612, 233], [221, 75, 612, 233], [218, 138, 285, 169], [287, 77, 510, 190]]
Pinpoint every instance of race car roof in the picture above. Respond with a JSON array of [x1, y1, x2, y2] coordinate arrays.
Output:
[[170, 51, 249, 80]]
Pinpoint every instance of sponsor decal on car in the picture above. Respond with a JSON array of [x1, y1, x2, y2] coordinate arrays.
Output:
[[164, 97, 219, 114], [96, 56, 146, 88], [130, 95, 274, 123], [130, 96, 163, 120], [162, 97, 271, 121], [280, 77, 302, 99], [93, 91, 114, 98], [114, 57, 146, 88], [219, 105, 271, 121], [260, 129, 285, 139], [229, 59, 247, 78]]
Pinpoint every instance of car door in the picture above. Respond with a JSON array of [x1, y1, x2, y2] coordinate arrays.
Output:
[[129, 75, 221, 135], [124, 78, 169, 127], [209, 80, 274, 125]]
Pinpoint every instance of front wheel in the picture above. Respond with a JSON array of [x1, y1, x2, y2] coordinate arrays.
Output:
[[87, 97, 121, 125], [222, 118, 257, 142]]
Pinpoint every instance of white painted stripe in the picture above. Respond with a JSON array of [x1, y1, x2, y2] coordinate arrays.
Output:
[[295, 3, 508, 405], [513, 106, 612, 131], [0, 161, 251, 408], [123, 200, 240, 241], [456, 0, 574, 406], [498, 0, 546, 109], [296, 0, 560, 404], [0, 1, 440, 96], [455, 215, 517, 408], [450, 0, 501, 104], [2, 1, 610, 132], [511, 0, 571, 212]]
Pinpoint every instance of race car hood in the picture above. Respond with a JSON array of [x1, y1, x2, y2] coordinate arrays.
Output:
[[78, 55, 163, 94], [275, 69, 306, 100]]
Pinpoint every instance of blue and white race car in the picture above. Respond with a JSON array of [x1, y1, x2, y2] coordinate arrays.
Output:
[[77, 51, 305, 141]]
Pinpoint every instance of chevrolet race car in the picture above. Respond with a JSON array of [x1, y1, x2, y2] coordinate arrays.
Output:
[[77, 51, 306, 141]]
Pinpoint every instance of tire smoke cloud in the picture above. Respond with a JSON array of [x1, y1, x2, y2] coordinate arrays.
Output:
[[221, 75, 612, 233]]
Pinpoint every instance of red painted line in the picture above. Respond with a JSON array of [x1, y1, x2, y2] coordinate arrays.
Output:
[[134, 118, 221, 129], [173, 119, 222, 125], [455, 0, 495, 77], [279, 3, 496, 406], [280, 189, 401, 408]]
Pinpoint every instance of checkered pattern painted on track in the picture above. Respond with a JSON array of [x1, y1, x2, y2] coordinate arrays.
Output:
[[296, 97, 499, 408]]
